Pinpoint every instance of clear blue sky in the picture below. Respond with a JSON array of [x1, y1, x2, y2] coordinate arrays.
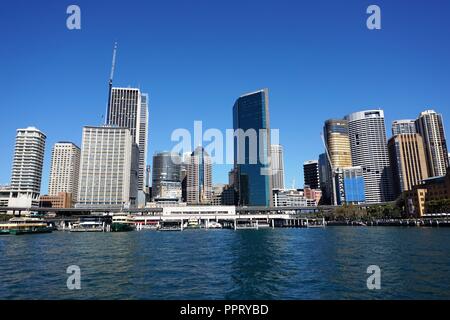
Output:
[[1, 0, 450, 192]]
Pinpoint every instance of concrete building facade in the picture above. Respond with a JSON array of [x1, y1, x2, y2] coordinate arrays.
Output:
[[77, 126, 136, 209], [48, 142, 80, 204], [345, 110, 394, 203], [388, 133, 429, 197], [415, 110, 449, 178], [8, 127, 46, 209]]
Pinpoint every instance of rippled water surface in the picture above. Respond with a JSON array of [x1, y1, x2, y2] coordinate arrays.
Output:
[[1, 227, 450, 299]]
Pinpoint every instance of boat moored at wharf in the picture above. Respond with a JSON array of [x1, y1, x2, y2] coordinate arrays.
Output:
[[111, 214, 135, 232], [0, 217, 53, 235]]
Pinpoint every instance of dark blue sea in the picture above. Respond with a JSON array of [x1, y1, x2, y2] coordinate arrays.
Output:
[[1, 227, 450, 299]]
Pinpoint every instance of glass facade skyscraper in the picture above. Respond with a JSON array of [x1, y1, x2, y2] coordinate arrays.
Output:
[[324, 119, 352, 169], [186, 147, 212, 205], [303, 160, 320, 190], [152, 152, 182, 202], [233, 89, 273, 207], [335, 167, 366, 205]]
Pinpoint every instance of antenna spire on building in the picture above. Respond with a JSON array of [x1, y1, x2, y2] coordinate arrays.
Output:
[[105, 42, 118, 124]]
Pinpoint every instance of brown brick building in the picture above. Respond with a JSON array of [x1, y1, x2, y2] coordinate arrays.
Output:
[[39, 192, 73, 209], [404, 170, 450, 217]]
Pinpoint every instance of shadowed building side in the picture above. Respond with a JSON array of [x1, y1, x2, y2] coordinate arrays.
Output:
[[233, 89, 273, 207]]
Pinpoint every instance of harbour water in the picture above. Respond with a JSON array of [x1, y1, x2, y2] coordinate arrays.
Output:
[[1, 227, 450, 300]]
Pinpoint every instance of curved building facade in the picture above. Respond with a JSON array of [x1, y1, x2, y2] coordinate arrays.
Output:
[[345, 110, 394, 203], [324, 119, 352, 168], [152, 152, 182, 202]]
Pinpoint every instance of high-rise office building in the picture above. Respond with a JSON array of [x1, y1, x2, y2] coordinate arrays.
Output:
[[270, 144, 285, 190], [303, 160, 320, 190], [48, 142, 80, 204], [415, 110, 449, 178], [388, 133, 429, 197], [335, 167, 366, 205], [180, 152, 191, 202], [107, 87, 149, 201], [345, 110, 393, 203], [324, 119, 352, 168], [318, 153, 331, 204], [186, 147, 212, 205], [392, 120, 416, 136], [233, 89, 273, 207], [77, 126, 138, 208], [323, 119, 353, 205], [145, 164, 152, 203], [152, 152, 182, 203], [138, 93, 149, 198], [8, 127, 46, 208]]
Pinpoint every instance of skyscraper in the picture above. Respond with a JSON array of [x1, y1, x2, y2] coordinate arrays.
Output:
[[107, 87, 149, 200], [8, 127, 46, 208], [323, 119, 353, 204], [186, 147, 212, 205], [152, 152, 182, 203], [318, 153, 331, 204], [323, 119, 352, 168], [392, 120, 416, 136], [77, 126, 137, 208], [415, 110, 449, 178], [388, 133, 428, 197], [303, 160, 320, 189], [335, 167, 366, 205], [48, 142, 80, 204], [270, 144, 285, 190], [233, 89, 273, 207], [138, 93, 149, 198], [345, 110, 393, 203]]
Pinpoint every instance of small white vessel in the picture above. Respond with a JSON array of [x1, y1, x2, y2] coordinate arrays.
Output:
[[208, 221, 222, 229], [70, 218, 104, 232], [185, 218, 201, 229]]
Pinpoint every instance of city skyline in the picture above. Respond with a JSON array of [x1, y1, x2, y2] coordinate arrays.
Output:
[[1, 93, 449, 194], [1, 0, 450, 192]]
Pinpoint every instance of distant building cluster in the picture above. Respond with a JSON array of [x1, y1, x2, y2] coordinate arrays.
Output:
[[0, 74, 448, 217], [310, 109, 449, 217], [0, 82, 149, 213]]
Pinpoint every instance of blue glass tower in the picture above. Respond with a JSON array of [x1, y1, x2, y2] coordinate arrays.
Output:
[[336, 167, 366, 205], [233, 89, 273, 207]]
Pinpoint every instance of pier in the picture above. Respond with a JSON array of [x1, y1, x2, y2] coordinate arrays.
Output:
[[2, 205, 450, 230], [1, 205, 326, 230]]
